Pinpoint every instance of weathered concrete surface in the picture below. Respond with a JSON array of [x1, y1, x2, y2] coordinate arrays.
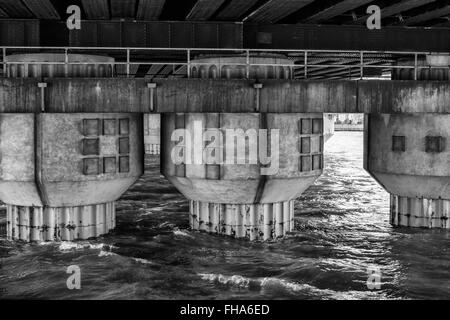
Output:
[[0, 78, 40, 113], [391, 196, 450, 229], [1, 78, 449, 114], [5, 54, 114, 78], [156, 79, 256, 113], [368, 114, 450, 177], [7, 203, 116, 242], [0, 113, 144, 207], [189, 200, 295, 241], [45, 78, 151, 113], [161, 112, 323, 204], [1, 54, 145, 242], [358, 81, 450, 113], [0, 114, 41, 206], [190, 55, 293, 79], [260, 80, 357, 113], [366, 114, 450, 200], [364, 57, 450, 231], [39, 113, 144, 207]]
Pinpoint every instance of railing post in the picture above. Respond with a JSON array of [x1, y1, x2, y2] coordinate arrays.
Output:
[[126, 49, 130, 77], [304, 51, 308, 79], [246, 50, 250, 79], [360, 51, 364, 79], [187, 49, 191, 78], [64, 48, 69, 77], [414, 53, 418, 80], [3, 47, 6, 77]]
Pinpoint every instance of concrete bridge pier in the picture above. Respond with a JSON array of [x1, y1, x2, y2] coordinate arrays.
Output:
[[2, 54, 144, 241], [365, 55, 450, 229], [161, 55, 325, 240]]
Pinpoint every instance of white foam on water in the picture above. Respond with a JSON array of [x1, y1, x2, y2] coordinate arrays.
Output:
[[197, 273, 391, 299], [98, 250, 118, 257], [132, 258, 154, 265], [198, 273, 251, 288], [58, 242, 116, 252], [173, 230, 193, 238], [37, 242, 57, 246]]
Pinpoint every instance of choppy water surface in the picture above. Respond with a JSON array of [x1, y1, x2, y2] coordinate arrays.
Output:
[[1, 132, 449, 300]]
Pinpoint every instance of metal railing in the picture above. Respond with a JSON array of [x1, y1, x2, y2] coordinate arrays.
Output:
[[1, 46, 449, 80]]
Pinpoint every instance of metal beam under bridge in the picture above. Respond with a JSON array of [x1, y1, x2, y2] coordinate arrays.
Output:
[[1, 20, 449, 52]]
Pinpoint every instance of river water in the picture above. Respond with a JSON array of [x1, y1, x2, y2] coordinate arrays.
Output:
[[0, 131, 449, 300]]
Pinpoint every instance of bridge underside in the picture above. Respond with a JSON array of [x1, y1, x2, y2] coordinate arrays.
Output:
[[1, 1, 450, 241], [1, 0, 449, 26]]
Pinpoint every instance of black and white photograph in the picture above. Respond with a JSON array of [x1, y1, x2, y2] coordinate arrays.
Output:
[[0, 0, 449, 308]]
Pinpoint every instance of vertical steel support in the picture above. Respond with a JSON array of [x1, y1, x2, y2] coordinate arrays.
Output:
[[38, 82, 47, 112], [253, 83, 263, 112], [147, 83, 157, 112]]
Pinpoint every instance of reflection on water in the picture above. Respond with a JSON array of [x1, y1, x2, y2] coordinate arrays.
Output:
[[0, 132, 449, 300]]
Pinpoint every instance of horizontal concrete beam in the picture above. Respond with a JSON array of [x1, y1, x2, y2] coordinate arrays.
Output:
[[0, 78, 449, 114], [358, 80, 450, 113]]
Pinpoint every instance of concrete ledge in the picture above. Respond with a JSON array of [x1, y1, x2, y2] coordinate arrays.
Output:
[[358, 80, 450, 113], [0, 78, 449, 113], [260, 80, 357, 113], [0, 78, 40, 112]]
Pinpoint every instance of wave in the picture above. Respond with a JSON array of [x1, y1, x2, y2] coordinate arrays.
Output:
[[173, 230, 193, 238], [98, 250, 118, 257], [199, 273, 251, 288], [58, 242, 116, 252], [197, 273, 391, 299], [198, 273, 318, 292], [132, 258, 154, 265]]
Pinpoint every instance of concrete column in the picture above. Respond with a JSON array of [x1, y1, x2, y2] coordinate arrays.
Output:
[[366, 55, 450, 229], [162, 55, 324, 240], [323, 114, 335, 143], [6, 203, 116, 241], [190, 201, 295, 241], [2, 54, 143, 242]]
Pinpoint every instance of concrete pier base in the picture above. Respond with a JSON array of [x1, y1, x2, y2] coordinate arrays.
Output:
[[1, 53, 143, 242], [390, 195, 450, 229], [365, 55, 450, 230], [160, 55, 324, 241], [7, 203, 116, 242], [190, 200, 295, 241]]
